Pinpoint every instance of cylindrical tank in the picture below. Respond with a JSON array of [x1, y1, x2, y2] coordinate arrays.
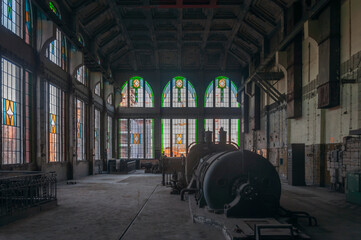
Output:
[[197, 150, 281, 217]]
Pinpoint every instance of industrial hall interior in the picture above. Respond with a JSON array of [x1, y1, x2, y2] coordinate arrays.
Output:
[[0, 0, 361, 239]]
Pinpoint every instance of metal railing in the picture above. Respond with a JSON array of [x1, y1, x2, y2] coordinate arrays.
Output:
[[0, 171, 57, 218]]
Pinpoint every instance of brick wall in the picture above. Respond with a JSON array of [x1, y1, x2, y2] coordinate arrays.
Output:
[[327, 137, 361, 192]]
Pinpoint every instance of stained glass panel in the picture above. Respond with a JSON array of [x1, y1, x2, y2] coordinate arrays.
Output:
[[119, 78, 153, 108], [130, 119, 144, 159], [187, 82, 197, 107], [119, 82, 128, 107], [205, 77, 239, 108], [215, 76, 230, 107], [49, 84, 63, 162], [161, 119, 170, 156], [145, 82, 154, 107], [76, 65, 87, 85], [1, 0, 21, 37], [162, 119, 196, 157], [2, 58, 22, 164], [119, 119, 128, 159], [162, 82, 171, 107], [24, 71, 32, 163], [145, 119, 154, 158], [231, 81, 239, 107], [49, 1, 60, 19], [25, 0, 32, 44], [94, 109, 100, 160], [107, 116, 112, 158], [76, 99, 85, 161], [188, 119, 196, 150], [231, 119, 240, 146], [172, 77, 186, 108], [215, 119, 229, 143]]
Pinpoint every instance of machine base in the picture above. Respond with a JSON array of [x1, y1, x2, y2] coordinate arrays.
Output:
[[188, 194, 311, 240]]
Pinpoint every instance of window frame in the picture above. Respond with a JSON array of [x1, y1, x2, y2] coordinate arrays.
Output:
[[48, 83, 65, 163]]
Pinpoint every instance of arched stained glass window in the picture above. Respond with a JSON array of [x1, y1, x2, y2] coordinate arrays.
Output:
[[49, 1, 61, 19], [119, 76, 154, 108], [205, 76, 239, 108], [162, 76, 197, 107]]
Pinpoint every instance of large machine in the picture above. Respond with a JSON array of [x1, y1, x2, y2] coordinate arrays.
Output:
[[162, 129, 316, 239]]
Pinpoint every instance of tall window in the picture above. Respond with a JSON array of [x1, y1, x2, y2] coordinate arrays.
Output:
[[48, 84, 64, 162], [119, 76, 154, 108], [94, 82, 100, 96], [2, 0, 22, 37], [1, 0, 33, 44], [76, 99, 85, 161], [162, 76, 197, 107], [161, 119, 197, 157], [118, 118, 154, 159], [204, 119, 240, 146], [1, 58, 23, 164], [107, 116, 112, 158], [205, 76, 239, 108], [76, 65, 87, 85], [24, 70, 32, 163], [94, 109, 100, 160], [46, 28, 67, 70]]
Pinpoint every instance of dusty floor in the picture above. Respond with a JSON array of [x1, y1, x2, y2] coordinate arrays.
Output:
[[280, 183, 361, 240], [0, 171, 223, 240], [0, 171, 360, 240]]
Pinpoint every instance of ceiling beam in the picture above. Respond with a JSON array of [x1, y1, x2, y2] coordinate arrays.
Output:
[[106, 0, 138, 71], [176, 0, 182, 70], [144, 0, 159, 70], [222, 0, 252, 70], [201, 0, 217, 70]]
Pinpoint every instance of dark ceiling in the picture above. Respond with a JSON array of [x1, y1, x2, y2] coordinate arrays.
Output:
[[61, 0, 294, 72]]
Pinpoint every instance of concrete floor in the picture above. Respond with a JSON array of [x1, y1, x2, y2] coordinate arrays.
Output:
[[0, 171, 360, 240], [0, 171, 223, 240]]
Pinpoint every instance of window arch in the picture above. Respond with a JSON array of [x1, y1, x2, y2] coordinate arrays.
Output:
[[162, 76, 197, 107], [119, 76, 154, 108], [46, 28, 67, 70], [75, 65, 88, 85], [94, 82, 101, 96], [205, 76, 239, 108]]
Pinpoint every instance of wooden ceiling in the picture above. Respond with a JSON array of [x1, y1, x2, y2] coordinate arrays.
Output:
[[57, 0, 294, 72]]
